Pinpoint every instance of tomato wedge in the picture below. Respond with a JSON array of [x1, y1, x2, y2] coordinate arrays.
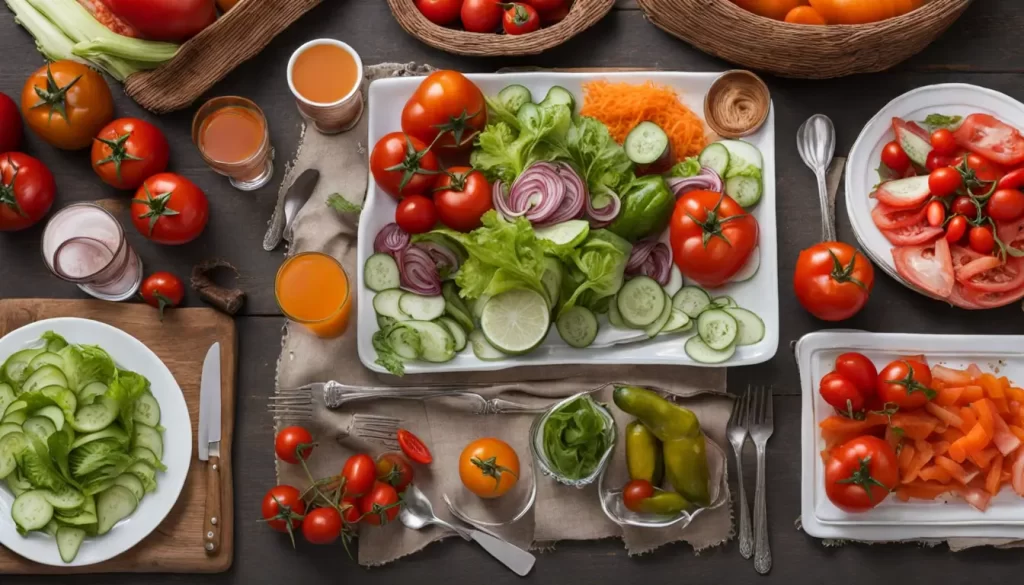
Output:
[[955, 282, 1024, 309], [397, 428, 433, 464], [880, 222, 944, 246], [954, 254, 1024, 293], [892, 237, 955, 298], [953, 114, 1024, 167], [871, 202, 929, 231]]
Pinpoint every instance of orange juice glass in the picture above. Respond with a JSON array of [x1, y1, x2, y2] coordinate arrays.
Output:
[[192, 96, 274, 191], [275, 252, 351, 338], [287, 39, 364, 134]]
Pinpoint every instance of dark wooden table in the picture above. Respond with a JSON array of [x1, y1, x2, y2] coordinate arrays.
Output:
[[2, 1, 1024, 583]]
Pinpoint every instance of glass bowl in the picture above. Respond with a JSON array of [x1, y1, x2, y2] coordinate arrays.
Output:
[[443, 451, 537, 528], [529, 392, 617, 488]]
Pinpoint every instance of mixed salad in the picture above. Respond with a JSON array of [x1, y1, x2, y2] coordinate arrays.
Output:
[[869, 113, 1024, 309], [0, 332, 165, 563], [364, 71, 770, 374]]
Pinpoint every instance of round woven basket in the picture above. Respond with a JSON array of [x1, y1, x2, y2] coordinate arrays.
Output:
[[386, 0, 614, 56], [635, 0, 974, 79]]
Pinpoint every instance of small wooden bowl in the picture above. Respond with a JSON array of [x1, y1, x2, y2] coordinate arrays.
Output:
[[703, 70, 771, 138]]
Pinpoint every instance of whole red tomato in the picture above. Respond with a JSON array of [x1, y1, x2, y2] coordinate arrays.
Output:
[[819, 372, 865, 414], [274, 426, 315, 465], [928, 167, 962, 198], [342, 453, 377, 497], [131, 173, 209, 245], [104, 0, 216, 41], [376, 452, 415, 492], [360, 481, 401, 526], [140, 272, 185, 320], [92, 118, 170, 190], [302, 507, 342, 545], [794, 242, 875, 321], [987, 189, 1024, 222], [396, 194, 438, 234], [0, 153, 56, 232], [401, 71, 487, 151], [503, 3, 541, 34], [955, 152, 1005, 195], [880, 141, 910, 173], [21, 61, 114, 151], [416, 0, 462, 25], [825, 436, 898, 512], [969, 224, 996, 255], [622, 479, 654, 513], [834, 352, 877, 396], [461, 0, 504, 32], [952, 196, 977, 219], [261, 485, 306, 533], [669, 190, 758, 287], [876, 359, 935, 410], [0, 92, 22, 154], [370, 132, 440, 200], [930, 128, 958, 155], [434, 167, 493, 231]]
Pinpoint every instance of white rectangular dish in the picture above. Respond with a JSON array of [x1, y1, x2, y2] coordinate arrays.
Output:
[[798, 330, 1024, 540], [357, 71, 779, 374]]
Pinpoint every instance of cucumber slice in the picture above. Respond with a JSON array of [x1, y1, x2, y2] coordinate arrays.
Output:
[[56, 526, 86, 563], [372, 289, 409, 322], [132, 392, 161, 427], [23, 365, 68, 394], [2, 410, 27, 426], [517, 103, 541, 128], [556, 306, 599, 348], [617, 276, 667, 328], [385, 325, 422, 360], [471, 294, 491, 321], [376, 315, 397, 330], [644, 292, 674, 338], [685, 335, 736, 364], [697, 143, 729, 177], [661, 309, 691, 334], [0, 383, 15, 418], [401, 321, 456, 363], [55, 509, 97, 526], [730, 247, 760, 282], [128, 461, 157, 493], [725, 176, 762, 207], [113, 473, 145, 501], [534, 220, 589, 248], [131, 447, 163, 469], [436, 317, 468, 352], [0, 431, 27, 479], [442, 282, 475, 332], [44, 336, 67, 352], [480, 289, 550, 355], [497, 84, 532, 113], [540, 256, 564, 309], [132, 423, 163, 460], [96, 485, 138, 535], [40, 386, 77, 419], [663, 265, 683, 297], [23, 416, 57, 443], [36, 405, 65, 431], [2, 348, 44, 384], [539, 86, 576, 112], [696, 309, 739, 350], [724, 307, 766, 346], [624, 121, 671, 171], [28, 352, 64, 372], [721, 139, 764, 177], [4, 399, 27, 417], [398, 293, 446, 321], [364, 253, 401, 292], [711, 296, 737, 309], [607, 294, 626, 329], [469, 330, 505, 361], [672, 286, 712, 318], [70, 397, 119, 433], [41, 486, 85, 511], [12, 490, 54, 532], [0, 422, 22, 440]]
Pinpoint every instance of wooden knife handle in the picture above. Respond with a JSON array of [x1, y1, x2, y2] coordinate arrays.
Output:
[[204, 455, 222, 555]]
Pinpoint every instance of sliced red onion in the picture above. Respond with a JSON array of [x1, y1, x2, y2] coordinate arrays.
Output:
[[543, 164, 587, 225], [397, 245, 441, 295], [492, 180, 522, 219], [509, 162, 565, 223], [626, 240, 659, 272], [416, 242, 459, 274], [667, 166, 723, 198], [374, 223, 410, 255], [586, 187, 621, 227], [627, 242, 671, 286]]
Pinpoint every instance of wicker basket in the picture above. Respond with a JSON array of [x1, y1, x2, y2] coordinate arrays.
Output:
[[386, 0, 614, 56], [635, 0, 974, 79]]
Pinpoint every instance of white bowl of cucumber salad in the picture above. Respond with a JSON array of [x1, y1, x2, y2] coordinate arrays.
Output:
[[358, 71, 778, 374], [0, 318, 191, 567]]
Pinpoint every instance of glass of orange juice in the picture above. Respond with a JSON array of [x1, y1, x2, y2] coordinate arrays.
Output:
[[275, 252, 352, 339], [287, 39, 364, 134], [192, 96, 274, 191]]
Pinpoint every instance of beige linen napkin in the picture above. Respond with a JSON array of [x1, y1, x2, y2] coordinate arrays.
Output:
[[273, 63, 734, 565]]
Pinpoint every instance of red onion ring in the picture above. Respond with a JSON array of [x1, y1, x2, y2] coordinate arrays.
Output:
[[544, 164, 587, 225], [416, 242, 459, 274], [626, 240, 659, 272], [494, 162, 588, 226], [586, 187, 621, 227], [626, 242, 671, 286], [397, 245, 441, 295], [374, 223, 410, 255], [667, 166, 724, 198]]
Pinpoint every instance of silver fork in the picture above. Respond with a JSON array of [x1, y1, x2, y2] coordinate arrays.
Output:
[[748, 385, 774, 575], [336, 414, 402, 450], [726, 390, 753, 559]]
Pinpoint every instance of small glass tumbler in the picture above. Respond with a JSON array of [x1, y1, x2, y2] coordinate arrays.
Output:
[[274, 252, 352, 339], [41, 203, 143, 301], [287, 39, 364, 134], [192, 96, 274, 191]]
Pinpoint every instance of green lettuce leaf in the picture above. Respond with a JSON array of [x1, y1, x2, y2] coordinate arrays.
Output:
[[47, 428, 76, 486], [57, 344, 116, 391], [19, 435, 68, 491], [559, 230, 632, 315], [470, 104, 572, 185], [41, 331, 68, 351], [562, 116, 634, 202], [668, 156, 702, 178], [105, 369, 149, 437], [69, 438, 124, 478], [372, 328, 406, 377], [541, 395, 611, 480]]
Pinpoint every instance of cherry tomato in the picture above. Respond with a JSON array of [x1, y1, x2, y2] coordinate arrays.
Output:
[[397, 428, 433, 464], [369, 132, 440, 200], [880, 141, 911, 173], [834, 352, 878, 396], [538, 1, 570, 23], [131, 173, 209, 245], [342, 453, 377, 497], [952, 196, 977, 218], [955, 153, 1006, 195], [0, 92, 22, 154], [930, 128, 958, 155], [502, 2, 540, 35], [969, 224, 996, 255], [302, 507, 342, 545], [997, 168, 1024, 191], [341, 496, 361, 524], [140, 272, 185, 320], [876, 359, 934, 410], [945, 214, 968, 243], [91, 118, 170, 190], [461, 0, 504, 32], [524, 0, 565, 11], [987, 189, 1024, 222], [0, 152, 56, 232], [415, 0, 463, 25], [360, 481, 401, 526], [926, 150, 957, 172], [434, 167, 494, 232], [261, 485, 306, 533], [825, 436, 899, 512], [819, 372, 865, 413], [622, 479, 654, 513], [928, 167, 962, 197], [274, 426, 314, 464], [784, 5, 827, 24], [793, 241, 875, 322], [376, 452, 415, 492], [395, 194, 438, 234], [926, 200, 945, 227]]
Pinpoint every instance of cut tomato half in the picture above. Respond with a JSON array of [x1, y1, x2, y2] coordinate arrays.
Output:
[[892, 237, 955, 298], [871, 202, 929, 231], [881, 221, 944, 246], [397, 428, 433, 464]]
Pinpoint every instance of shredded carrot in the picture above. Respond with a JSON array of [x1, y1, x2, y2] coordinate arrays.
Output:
[[579, 80, 708, 162]]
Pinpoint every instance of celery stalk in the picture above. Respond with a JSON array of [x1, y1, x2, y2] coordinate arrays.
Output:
[[74, 39, 178, 66], [4, 0, 82, 63]]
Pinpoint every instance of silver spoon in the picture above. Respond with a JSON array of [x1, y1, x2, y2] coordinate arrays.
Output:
[[262, 168, 319, 251], [797, 114, 837, 242], [400, 485, 536, 576]]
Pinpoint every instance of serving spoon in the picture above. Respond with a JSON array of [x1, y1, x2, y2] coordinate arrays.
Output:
[[797, 114, 837, 242]]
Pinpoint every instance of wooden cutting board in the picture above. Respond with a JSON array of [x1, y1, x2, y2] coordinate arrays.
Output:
[[0, 300, 236, 574]]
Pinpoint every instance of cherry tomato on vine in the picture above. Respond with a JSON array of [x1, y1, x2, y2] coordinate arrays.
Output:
[[302, 507, 342, 545], [930, 128, 958, 155], [929, 167, 962, 198], [945, 215, 968, 244], [819, 372, 865, 413], [926, 200, 945, 227], [275, 426, 314, 464], [876, 359, 934, 410], [341, 496, 362, 524], [502, 2, 540, 35], [140, 272, 185, 320], [376, 452, 415, 492], [955, 153, 1005, 185], [834, 352, 878, 396], [360, 481, 401, 526], [395, 194, 438, 234], [987, 189, 1024, 222], [881, 141, 911, 173], [261, 485, 306, 533], [969, 224, 996, 255], [926, 150, 957, 172], [342, 453, 377, 497], [952, 196, 977, 218]]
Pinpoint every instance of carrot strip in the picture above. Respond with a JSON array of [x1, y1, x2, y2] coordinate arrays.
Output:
[[1008, 387, 1024, 404], [918, 465, 953, 484], [972, 399, 997, 438], [960, 406, 978, 434], [980, 373, 1005, 399], [898, 481, 955, 500], [1009, 425, 1024, 444], [959, 385, 985, 404], [968, 447, 998, 469], [931, 440, 951, 457], [935, 386, 964, 407], [942, 426, 965, 444]]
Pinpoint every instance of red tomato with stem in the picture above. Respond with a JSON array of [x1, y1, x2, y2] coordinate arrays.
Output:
[[793, 242, 875, 321], [401, 71, 487, 151], [0, 92, 22, 154], [952, 196, 977, 218], [926, 200, 945, 227], [21, 61, 114, 151], [670, 190, 758, 287], [341, 497, 361, 524], [370, 132, 440, 200], [140, 272, 185, 320], [953, 113, 1024, 167], [930, 128, 958, 155], [376, 452, 415, 492], [946, 215, 968, 243], [834, 352, 878, 396], [415, 0, 463, 25], [461, 0, 504, 32], [274, 426, 315, 464], [997, 168, 1024, 191], [987, 189, 1024, 222], [0, 153, 55, 232], [434, 167, 493, 232], [969, 224, 996, 255], [929, 167, 962, 197], [342, 453, 377, 497], [825, 436, 899, 512], [103, 0, 216, 41], [360, 481, 401, 526], [302, 507, 342, 545], [131, 173, 209, 245], [622, 479, 654, 513], [91, 118, 170, 190], [819, 372, 866, 414], [876, 359, 935, 410], [395, 194, 438, 234], [261, 485, 306, 533], [880, 141, 911, 173], [503, 3, 540, 34]]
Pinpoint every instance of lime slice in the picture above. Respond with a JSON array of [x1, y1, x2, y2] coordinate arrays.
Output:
[[480, 289, 551, 355]]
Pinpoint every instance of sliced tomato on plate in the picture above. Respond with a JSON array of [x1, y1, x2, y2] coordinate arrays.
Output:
[[950, 282, 1024, 309], [880, 220, 944, 246], [892, 236, 955, 298], [953, 114, 1024, 167], [997, 217, 1024, 252], [953, 252, 1024, 293], [892, 118, 932, 168], [871, 202, 928, 231], [873, 176, 932, 209]]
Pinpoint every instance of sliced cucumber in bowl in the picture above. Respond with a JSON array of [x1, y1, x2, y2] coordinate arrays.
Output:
[[556, 306, 599, 348], [398, 293, 446, 321], [373, 289, 408, 322], [617, 276, 666, 328], [696, 309, 739, 351], [685, 336, 736, 364]]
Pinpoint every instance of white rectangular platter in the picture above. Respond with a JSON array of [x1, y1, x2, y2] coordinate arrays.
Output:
[[798, 330, 1024, 540], [357, 71, 779, 374]]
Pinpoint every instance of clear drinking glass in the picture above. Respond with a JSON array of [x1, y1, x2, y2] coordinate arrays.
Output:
[[41, 203, 143, 301], [192, 96, 274, 191]]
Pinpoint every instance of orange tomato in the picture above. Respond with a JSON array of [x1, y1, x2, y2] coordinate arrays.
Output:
[[733, 0, 807, 21], [21, 61, 114, 150], [785, 5, 826, 24], [809, 0, 916, 24], [459, 438, 520, 499]]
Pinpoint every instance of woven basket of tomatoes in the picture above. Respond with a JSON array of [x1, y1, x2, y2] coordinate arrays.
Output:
[[634, 0, 974, 79], [388, 0, 613, 56]]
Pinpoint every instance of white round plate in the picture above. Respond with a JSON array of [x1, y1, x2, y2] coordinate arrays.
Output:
[[846, 83, 1024, 303], [0, 318, 192, 567]]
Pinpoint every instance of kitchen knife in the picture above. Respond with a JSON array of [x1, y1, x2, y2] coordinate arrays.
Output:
[[199, 342, 223, 555], [263, 168, 319, 251]]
